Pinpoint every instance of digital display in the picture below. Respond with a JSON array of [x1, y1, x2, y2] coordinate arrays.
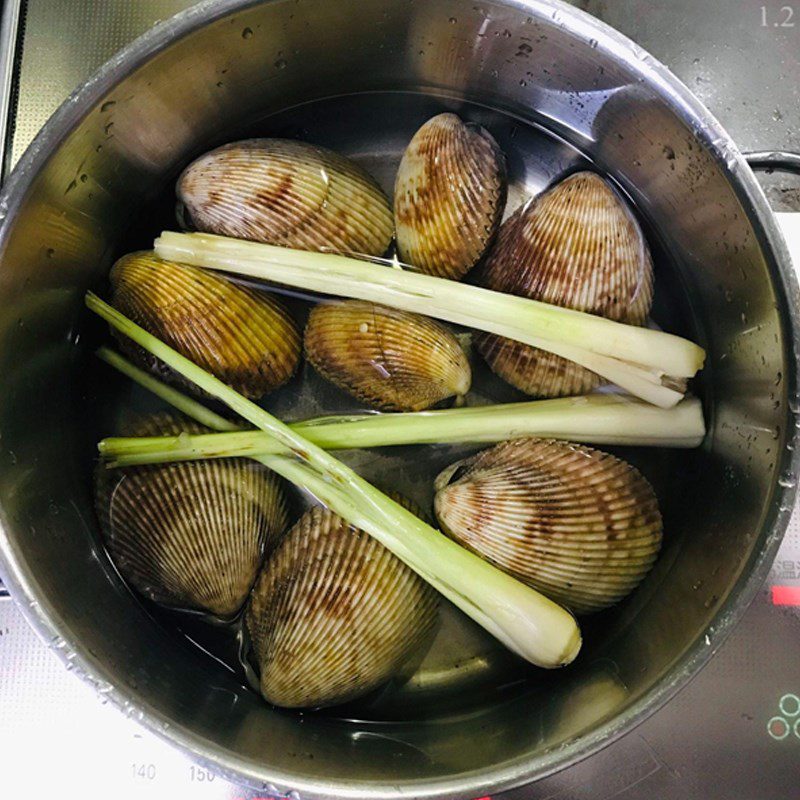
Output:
[[771, 585, 800, 606]]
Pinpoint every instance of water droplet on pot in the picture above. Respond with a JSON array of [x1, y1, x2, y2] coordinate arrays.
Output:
[[274, 58, 287, 69], [242, 27, 253, 39]]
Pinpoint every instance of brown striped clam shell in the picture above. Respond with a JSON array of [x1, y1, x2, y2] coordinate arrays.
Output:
[[245, 503, 439, 709], [394, 113, 507, 279], [176, 138, 393, 256], [109, 251, 301, 399], [304, 299, 471, 411], [476, 171, 654, 397], [95, 413, 289, 618], [433, 438, 662, 614]]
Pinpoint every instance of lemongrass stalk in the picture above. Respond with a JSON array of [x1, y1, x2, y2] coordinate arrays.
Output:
[[153, 232, 699, 376], [154, 231, 706, 407], [94, 349, 493, 655], [99, 395, 706, 468], [87, 293, 581, 668], [94, 347, 489, 629], [96, 347, 239, 432], [265, 454, 575, 658]]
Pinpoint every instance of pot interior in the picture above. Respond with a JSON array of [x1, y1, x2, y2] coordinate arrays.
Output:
[[0, 0, 791, 794]]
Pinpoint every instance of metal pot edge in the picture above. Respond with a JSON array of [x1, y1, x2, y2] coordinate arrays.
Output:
[[0, 0, 797, 797]]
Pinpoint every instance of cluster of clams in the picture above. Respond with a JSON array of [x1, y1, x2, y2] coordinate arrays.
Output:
[[96, 113, 662, 709]]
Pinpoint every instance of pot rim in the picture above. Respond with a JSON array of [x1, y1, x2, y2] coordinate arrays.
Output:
[[0, 0, 798, 797]]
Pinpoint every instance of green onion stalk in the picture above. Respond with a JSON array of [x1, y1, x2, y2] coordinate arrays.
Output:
[[96, 349, 705, 468], [87, 294, 582, 669], [154, 231, 706, 409]]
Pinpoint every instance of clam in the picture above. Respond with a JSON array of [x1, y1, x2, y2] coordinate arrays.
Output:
[[434, 438, 662, 614], [177, 138, 393, 256], [110, 250, 301, 399], [394, 113, 507, 279], [95, 413, 289, 618], [304, 299, 471, 411], [476, 171, 654, 397], [245, 503, 439, 708]]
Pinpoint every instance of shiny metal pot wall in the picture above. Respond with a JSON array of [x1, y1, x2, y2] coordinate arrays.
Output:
[[0, 0, 798, 797]]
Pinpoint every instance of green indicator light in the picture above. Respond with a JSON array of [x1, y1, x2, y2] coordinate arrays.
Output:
[[779, 694, 800, 718], [768, 716, 790, 741]]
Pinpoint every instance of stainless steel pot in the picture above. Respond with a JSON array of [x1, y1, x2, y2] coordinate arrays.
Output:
[[0, 0, 798, 797]]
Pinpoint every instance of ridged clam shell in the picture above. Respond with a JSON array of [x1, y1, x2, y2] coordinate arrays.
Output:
[[394, 113, 507, 279], [110, 251, 301, 399], [177, 138, 393, 256], [245, 504, 439, 708], [304, 299, 471, 411], [95, 413, 289, 618], [476, 171, 654, 397], [434, 438, 662, 614]]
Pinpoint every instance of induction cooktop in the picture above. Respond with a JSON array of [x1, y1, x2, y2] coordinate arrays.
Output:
[[0, 2, 799, 798]]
